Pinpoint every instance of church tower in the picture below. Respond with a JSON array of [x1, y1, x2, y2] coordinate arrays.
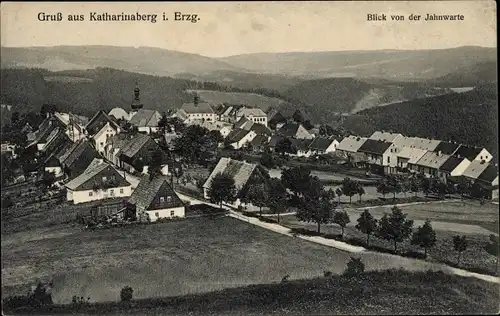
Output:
[[130, 82, 143, 119]]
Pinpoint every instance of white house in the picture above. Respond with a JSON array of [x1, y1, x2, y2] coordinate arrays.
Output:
[[225, 128, 256, 149], [93, 122, 120, 155], [396, 147, 427, 171], [357, 139, 400, 174], [128, 175, 185, 222], [235, 108, 268, 127], [65, 159, 132, 204], [438, 156, 471, 183], [412, 151, 451, 178], [179, 95, 216, 123], [454, 145, 493, 163], [128, 109, 162, 134], [307, 137, 339, 155]]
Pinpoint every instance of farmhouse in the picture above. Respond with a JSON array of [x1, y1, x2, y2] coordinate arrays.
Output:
[[128, 175, 185, 222], [250, 134, 270, 153], [235, 107, 268, 127], [396, 147, 427, 172], [336, 135, 368, 164], [369, 131, 404, 143], [266, 108, 287, 130], [28, 113, 70, 151], [405, 137, 441, 151], [475, 164, 499, 199], [454, 145, 492, 163], [59, 139, 100, 179], [290, 138, 314, 157], [118, 133, 168, 174], [92, 121, 121, 155], [432, 141, 461, 156], [308, 137, 339, 155], [190, 119, 233, 138], [357, 139, 398, 174], [203, 157, 268, 206], [85, 110, 119, 137], [40, 129, 73, 177], [461, 160, 490, 182], [412, 151, 451, 179], [179, 95, 216, 123], [225, 128, 256, 150], [65, 158, 132, 204], [438, 156, 471, 183], [128, 109, 162, 134], [277, 123, 314, 140]]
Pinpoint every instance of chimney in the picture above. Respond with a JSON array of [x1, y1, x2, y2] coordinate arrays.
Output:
[[193, 94, 199, 107], [437, 151, 441, 156]]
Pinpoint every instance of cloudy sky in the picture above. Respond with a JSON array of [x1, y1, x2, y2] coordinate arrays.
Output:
[[1, 1, 496, 57]]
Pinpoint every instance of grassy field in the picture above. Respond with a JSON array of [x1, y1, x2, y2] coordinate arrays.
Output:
[[186, 89, 286, 111], [5, 270, 498, 315]]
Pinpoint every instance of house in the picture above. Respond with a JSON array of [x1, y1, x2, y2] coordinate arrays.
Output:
[[234, 116, 255, 130], [65, 158, 132, 204], [290, 138, 314, 157], [250, 135, 270, 153], [475, 164, 499, 199], [405, 137, 441, 151], [85, 110, 120, 137], [336, 135, 368, 164], [307, 137, 339, 156], [396, 147, 427, 172], [432, 141, 461, 156], [92, 122, 121, 155], [267, 108, 287, 130], [59, 139, 100, 179], [454, 145, 492, 163], [277, 123, 314, 140], [438, 156, 471, 183], [250, 123, 272, 137], [357, 139, 398, 174], [128, 109, 162, 134], [39, 129, 73, 178], [108, 107, 130, 121], [1, 143, 16, 158], [217, 105, 236, 122], [267, 135, 285, 152], [28, 113, 68, 151], [412, 151, 451, 178], [190, 119, 233, 138], [235, 107, 268, 127], [461, 160, 491, 182], [369, 131, 404, 143], [118, 134, 168, 174], [128, 175, 185, 222], [225, 128, 256, 150], [202, 157, 268, 206], [179, 95, 216, 123]]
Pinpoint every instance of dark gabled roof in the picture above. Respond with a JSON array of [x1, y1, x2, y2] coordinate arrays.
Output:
[[358, 139, 392, 155], [268, 135, 285, 147], [234, 116, 253, 130], [59, 139, 97, 169], [250, 135, 269, 148], [433, 141, 460, 155], [477, 164, 499, 184], [250, 123, 272, 136], [439, 156, 466, 173], [86, 110, 120, 135], [226, 128, 251, 143], [129, 109, 162, 128], [454, 145, 484, 161], [65, 159, 130, 191], [119, 134, 154, 158], [308, 137, 334, 151], [180, 102, 214, 114], [278, 123, 301, 137], [129, 175, 184, 211], [291, 138, 313, 151]]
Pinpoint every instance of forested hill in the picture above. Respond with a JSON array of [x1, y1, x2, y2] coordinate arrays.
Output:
[[343, 85, 498, 158]]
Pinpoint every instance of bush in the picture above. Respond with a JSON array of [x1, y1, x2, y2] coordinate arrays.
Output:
[[323, 271, 333, 277], [120, 286, 133, 302], [485, 234, 499, 256], [343, 257, 365, 277]]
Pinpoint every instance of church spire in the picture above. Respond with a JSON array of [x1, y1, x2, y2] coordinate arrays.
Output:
[[131, 81, 143, 110]]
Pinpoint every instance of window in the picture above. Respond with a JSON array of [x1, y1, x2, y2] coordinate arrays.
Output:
[[100, 142, 104, 147], [167, 196, 172, 202], [102, 176, 107, 181], [120, 188, 124, 194], [480, 156, 483, 160], [160, 197, 165, 202], [170, 210, 175, 216], [110, 189, 114, 195], [155, 212, 159, 217], [89, 192, 93, 197], [387, 156, 390, 163]]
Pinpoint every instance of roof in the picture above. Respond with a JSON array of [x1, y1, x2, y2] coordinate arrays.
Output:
[[174, 109, 188, 121], [234, 116, 254, 130], [433, 141, 461, 155], [414, 151, 451, 169], [336, 135, 368, 153], [236, 107, 267, 117], [65, 158, 130, 191], [396, 147, 428, 164], [250, 123, 272, 136], [405, 137, 441, 151], [59, 139, 94, 167], [278, 123, 302, 137], [291, 138, 313, 151], [129, 109, 162, 128], [105, 134, 132, 152], [128, 175, 184, 211], [191, 119, 232, 131], [267, 108, 285, 121], [180, 102, 214, 114], [462, 160, 491, 180], [86, 110, 119, 135], [454, 145, 485, 161], [120, 133, 152, 158], [251, 135, 269, 148], [358, 139, 392, 155], [268, 135, 285, 147], [369, 131, 403, 143], [477, 164, 499, 184], [108, 107, 129, 120], [439, 156, 470, 173], [203, 157, 257, 192], [226, 128, 252, 143], [308, 137, 336, 151]]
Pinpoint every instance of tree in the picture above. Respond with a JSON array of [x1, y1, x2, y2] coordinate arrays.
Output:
[[377, 206, 414, 252], [456, 177, 472, 203], [356, 183, 365, 202], [333, 210, 350, 238], [40, 104, 57, 118], [409, 174, 423, 197], [207, 172, 237, 209], [157, 112, 170, 134], [341, 178, 358, 204], [275, 138, 297, 156], [335, 187, 343, 203], [386, 175, 403, 200], [120, 286, 133, 302], [173, 125, 212, 165], [281, 166, 312, 202], [260, 151, 276, 169], [148, 149, 166, 179], [411, 219, 437, 257], [433, 178, 448, 199], [420, 176, 433, 197], [243, 182, 267, 216], [295, 176, 333, 233], [343, 257, 365, 277], [319, 124, 335, 137], [39, 171, 56, 192], [376, 179, 390, 199], [453, 235, 468, 265], [267, 178, 287, 223], [355, 210, 378, 246]]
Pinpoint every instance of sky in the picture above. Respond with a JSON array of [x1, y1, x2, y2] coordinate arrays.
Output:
[[1, 1, 497, 57]]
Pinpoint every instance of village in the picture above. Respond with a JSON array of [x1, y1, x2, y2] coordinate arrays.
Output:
[[1, 82, 499, 310]]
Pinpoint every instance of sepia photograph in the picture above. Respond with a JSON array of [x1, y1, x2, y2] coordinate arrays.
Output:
[[1, 1, 498, 315]]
